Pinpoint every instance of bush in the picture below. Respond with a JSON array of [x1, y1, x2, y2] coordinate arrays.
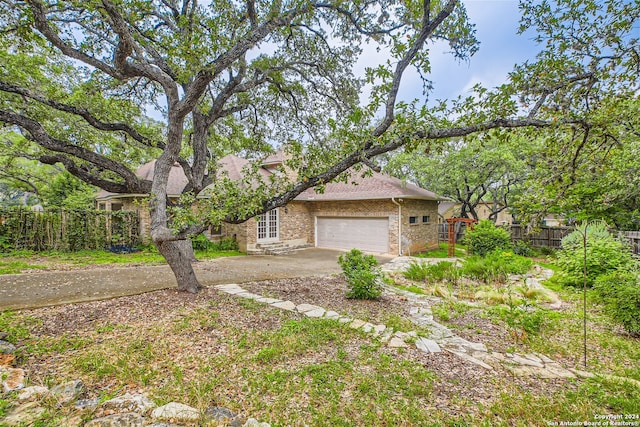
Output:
[[464, 220, 512, 257], [461, 250, 532, 283], [594, 271, 640, 336], [403, 261, 459, 283], [557, 223, 634, 287], [338, 249, 383, 300], [512, 240, 535, 257]]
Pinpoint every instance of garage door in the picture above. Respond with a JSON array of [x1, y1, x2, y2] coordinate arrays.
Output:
[[316, 217, 389, 253]]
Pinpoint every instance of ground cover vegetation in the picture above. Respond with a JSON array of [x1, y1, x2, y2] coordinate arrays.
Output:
[[0, 0, 637, 292], [1, 246, 640, 426], [0, 242, 241, 275]]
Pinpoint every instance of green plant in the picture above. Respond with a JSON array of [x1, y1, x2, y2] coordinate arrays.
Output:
[[512, 240, 535, 257], [464, 220, 512, 257], [557, 224, 634, 287], [403, 261, 429, 281], [461, 251, 532, 284], [594, 271, 640, 336], [338, 249, 383, 300]]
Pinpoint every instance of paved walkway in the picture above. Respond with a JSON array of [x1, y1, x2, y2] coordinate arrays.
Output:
[[0, 249, 389, 311]]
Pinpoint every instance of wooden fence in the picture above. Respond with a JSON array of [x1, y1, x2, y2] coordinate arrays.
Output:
[[438, 223, 640, 255], [0, 208, 140, 252]]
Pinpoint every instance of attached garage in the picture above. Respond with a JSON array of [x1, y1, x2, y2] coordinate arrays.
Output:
[[316, 217, 390, 253]]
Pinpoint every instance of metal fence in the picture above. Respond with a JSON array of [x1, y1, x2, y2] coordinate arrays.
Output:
[[0, 208, 140, 252]]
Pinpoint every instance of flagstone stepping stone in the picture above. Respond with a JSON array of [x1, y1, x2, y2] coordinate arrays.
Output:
[[447, 349, 494, 370], [1, 367, 25, 392], [296, 303, 323, 313], [349, 319, 366, 329], [235, 292, 263, 300], [324, 311, 340, 319], [18, 385, 49, 401], [152, 402, 199, 421], [270, 301, 296, 311], [256, 297, 282, 304], [415, 337, 441, 353], [304, 308, 326, 318], [85, 412, 147, 427], [388, 337, 409, 348], [338, 317, 352, 323], [2, 401, 46, 426], [215, 284, 246, 294]]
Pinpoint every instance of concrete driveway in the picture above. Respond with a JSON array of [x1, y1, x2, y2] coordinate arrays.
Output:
[[0, 248, 392, 311]]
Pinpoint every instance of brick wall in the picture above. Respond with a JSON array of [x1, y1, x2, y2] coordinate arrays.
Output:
[[400, 199, 439, 254]]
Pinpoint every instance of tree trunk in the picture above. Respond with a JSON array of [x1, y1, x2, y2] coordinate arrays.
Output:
[[157, 239, 202, 293]]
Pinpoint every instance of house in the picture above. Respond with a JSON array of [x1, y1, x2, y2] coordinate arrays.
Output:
[[96, 153, 443, 255], [438, 201, 514, 225]]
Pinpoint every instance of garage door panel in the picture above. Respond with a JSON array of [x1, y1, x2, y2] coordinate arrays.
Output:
[[317, 217, 389, 253]]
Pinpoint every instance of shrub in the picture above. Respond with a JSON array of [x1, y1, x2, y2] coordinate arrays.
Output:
[[404, 261, 429, 281], [403, 261, 459, 283], [557, 222, 634, 287], [464, 220, 512, 257], [594, 271, 640, 336], [461, 251, 532, 284], [512, 240, 535, 257], [338, 249, 383, 300]]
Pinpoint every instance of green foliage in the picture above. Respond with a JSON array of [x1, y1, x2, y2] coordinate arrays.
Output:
[[594, 271, 640, 336], [464, 220, 512, 257], [512, 240, 535, 257], [556, 223, 634, 287], [461, 250, 532, 283], [39, 172, 96, 210], [0, 208, 139, 252], [337, 249, 383, 300], [403, 261, 459, 285]]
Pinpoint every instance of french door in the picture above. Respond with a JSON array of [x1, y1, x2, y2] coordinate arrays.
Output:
[[257, 208, 279, 242]]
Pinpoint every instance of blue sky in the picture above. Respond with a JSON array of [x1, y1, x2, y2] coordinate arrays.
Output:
[[395, 0, 543, 104]]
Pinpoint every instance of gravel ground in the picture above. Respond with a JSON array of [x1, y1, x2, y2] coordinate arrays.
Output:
[[10, 273, 580, 422]]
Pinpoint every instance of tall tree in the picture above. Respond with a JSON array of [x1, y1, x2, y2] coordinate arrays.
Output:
[[384, 134, 528, 221], [0, 0, 638, 292]]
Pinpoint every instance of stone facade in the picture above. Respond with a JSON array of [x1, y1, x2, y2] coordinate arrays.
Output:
[[98, 197, 439, 255], [399, 199, 439, 254]]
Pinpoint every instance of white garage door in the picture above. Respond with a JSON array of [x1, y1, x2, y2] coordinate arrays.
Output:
[[316, 217, 389, 253]]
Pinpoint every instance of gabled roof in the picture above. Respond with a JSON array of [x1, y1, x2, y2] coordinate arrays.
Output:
[[295, 168, 441, 201], [95, 160, 188, 200], [95, 155, 442, 203]]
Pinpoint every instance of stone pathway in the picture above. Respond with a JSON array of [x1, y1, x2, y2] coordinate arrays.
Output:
[[214, 281, 578, 379]]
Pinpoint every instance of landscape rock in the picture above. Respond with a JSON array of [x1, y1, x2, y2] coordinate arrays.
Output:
[[0, 339, 16, 354], [205, 406, 237, 422], [18, 385, 49, 401], [324, 311, 340, 319], [101, 393, 156, 414], [349, 319, 366, 329], [49, 380, 84, 404], [387, 337, 409, 348], [151, 402, 200, 421], [0, 353, 15, 367], [1, 367, 25, 392], [2, 401, 46, 426], [415, 337, 441, 353], [296, 303, 322, 313], [304, 308, 326, 318], [75, 397, 100, 410], [270, 300, 296, 311], [243, 417, 271, 427], [84, 412, 147, 427]]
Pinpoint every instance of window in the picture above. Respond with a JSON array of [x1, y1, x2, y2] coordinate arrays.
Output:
[[422, 215, 430, 223], [210, 224, 222, 236], [409, 216, 418, 224], [98, 203, 106, 210], [111, 203, 123, 211]]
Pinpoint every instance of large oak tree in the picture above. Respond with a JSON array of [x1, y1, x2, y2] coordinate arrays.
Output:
[[0, 0, 638, 292]]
